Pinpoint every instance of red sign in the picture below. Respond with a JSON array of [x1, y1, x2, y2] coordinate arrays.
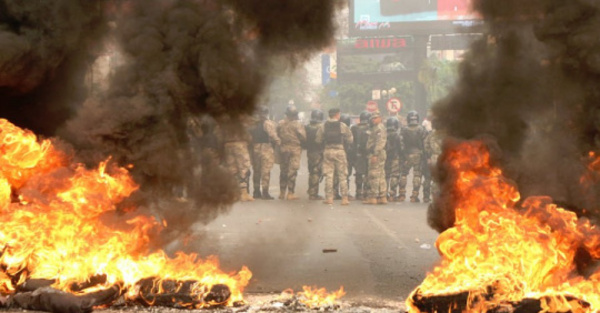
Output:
[[366, 100, 378, 112], [386, 97, 402, 113], [354, 38, 407, 49]]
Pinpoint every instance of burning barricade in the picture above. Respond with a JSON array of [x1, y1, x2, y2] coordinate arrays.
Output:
[[269, 286, 346, 311], [408, 140, 600, 313], [0, 119, 251, 312]]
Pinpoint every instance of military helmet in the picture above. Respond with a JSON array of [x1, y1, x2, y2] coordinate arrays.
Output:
[[407, 110, 420, 126], [310, 109, 324, 123], [257, 105, 269, 117], [200, 115, 217, 133], [386, 117, 400, 130], [370, 111, 381, 120], [285, 104, 299, 119], [359, 111, 371, 123], [340, 114, 352, 126]]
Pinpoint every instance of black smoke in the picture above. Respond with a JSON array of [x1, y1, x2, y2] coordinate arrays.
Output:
[[429, 0, 600, 232], [0, 0, 342, 246], [0, 0, 107, 135]]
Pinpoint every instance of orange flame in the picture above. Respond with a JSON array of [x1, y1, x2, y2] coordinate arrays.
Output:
[[408, 140, 600, 313], [286, 286, 345, 308], [0, 119, 251, 306], [580, 151, 600, 188]]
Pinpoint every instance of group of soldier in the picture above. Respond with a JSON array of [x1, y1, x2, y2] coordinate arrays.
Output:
[[197, 104, 444, 205]]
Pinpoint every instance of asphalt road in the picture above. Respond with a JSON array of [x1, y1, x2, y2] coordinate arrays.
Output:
[[185, 159, 441, 304]]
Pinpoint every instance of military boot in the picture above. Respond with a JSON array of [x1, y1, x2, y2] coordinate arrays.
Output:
[[279, 190, 286, 200], [410, 192, 420, 203], [355, 186, 363, 200], [397, 195, 406, 202], [240, 189, 254, 202], [388, 192, 397, 202], [323, 198, 333, 205], [341, 197, 350, 206], [362, 198, 377, 205], [262, 189, 274, 200], [355, 190, 363, 201], [377, 197, 388, 205], [309, 195, 324, 200], [423, 191, 431, 203], [286, 192, 299, 200], [253, 189, 262, 200]]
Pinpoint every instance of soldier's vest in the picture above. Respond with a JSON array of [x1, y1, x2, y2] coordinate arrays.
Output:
[[305, 123, 321, 152], [403, 126, 425, 152], [324, 121, 342, 145], [386, 131, 400, 158], [250, 120, 269, 144], [201, 133, 219, 150], [354, 124, 370, 155]]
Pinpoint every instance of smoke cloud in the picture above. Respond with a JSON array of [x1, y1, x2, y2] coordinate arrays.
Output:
[[429, 0, 600, 232], [0, 0, 342, 246], [0, 0, 107, 135]]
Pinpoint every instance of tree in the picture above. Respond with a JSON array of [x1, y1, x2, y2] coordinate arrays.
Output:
[[418, 55, 460, 107]]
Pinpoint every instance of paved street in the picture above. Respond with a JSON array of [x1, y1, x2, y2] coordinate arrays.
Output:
[[184, 158, 441, 303]]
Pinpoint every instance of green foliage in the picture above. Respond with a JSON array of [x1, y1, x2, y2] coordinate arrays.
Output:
[[419, 55, 459, 106], [320, 79, 416, 115], [320, 54, 459, 116]]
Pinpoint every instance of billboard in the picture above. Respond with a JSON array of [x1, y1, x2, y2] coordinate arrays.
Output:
[[350, 0, 482, 36], [337, 37, 416, 82]]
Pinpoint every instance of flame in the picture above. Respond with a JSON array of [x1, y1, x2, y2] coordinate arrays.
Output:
[[286, 286, 345, 308], [0, 119, 251, 306], [408, 140, 600, 313], [580, 151, 600, 188]]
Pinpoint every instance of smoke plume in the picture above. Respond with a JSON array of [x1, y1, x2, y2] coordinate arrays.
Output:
[[429, 0, 600, 232], [0, 0, 341, 246], [0, 0, 107, 135]]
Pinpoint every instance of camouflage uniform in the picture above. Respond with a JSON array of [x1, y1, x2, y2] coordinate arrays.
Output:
[[305, 122, 324, 199], [351, 122, 370, 199], [277, 117, 306, 199], [424, 130, 443, 202], [250, 117, 280, 198], [366, 122, 387, 201], [196, 117, 222, 167], [399, 124, 428, 202], [333, 133, 354, 199], [385, 128, 403, 201], [316, 119, 353, 202], [222, 120, 253, 200]]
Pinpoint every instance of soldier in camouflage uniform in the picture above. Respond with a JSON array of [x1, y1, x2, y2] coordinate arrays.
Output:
[[250, 106, 281, 200], [384, 117, 403, 202], [305, 109, 325, 200], [196, 116, 222, 167], [424, 127, 444, 202], [277, 105, 306, 200], [351, 111, 371, 200], [333, 114, 354, 200], [363, 111, 387, 205], [399, 111, 428, 203], [222, 116, 254, 202], [316, 108, 353, 205]]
